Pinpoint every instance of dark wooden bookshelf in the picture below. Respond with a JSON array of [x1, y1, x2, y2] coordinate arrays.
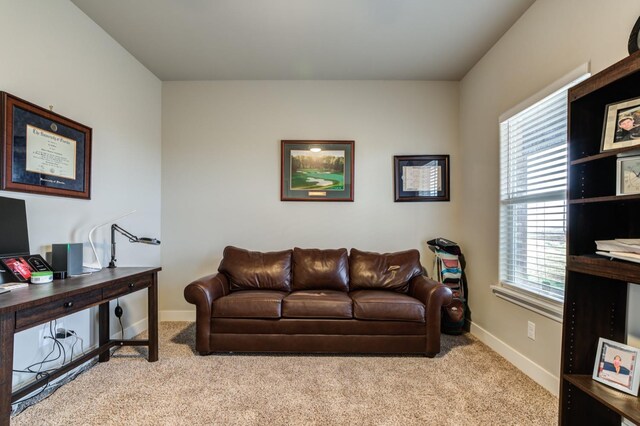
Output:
[[570, 145, 640, 165], [564, 375, 640, 425], [568, 193, 640, 204], [567, 255, 640, 283], [560, 50, 640, 425]]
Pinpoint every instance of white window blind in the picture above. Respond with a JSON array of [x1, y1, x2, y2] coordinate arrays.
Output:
[[499, 73, 588, 302]]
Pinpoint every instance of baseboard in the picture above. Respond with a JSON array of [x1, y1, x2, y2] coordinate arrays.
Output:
[[111, 317, 148, 340], [470, 322, 559, 396], [107, 311, 194, 339], [159, 310, 195, 322]]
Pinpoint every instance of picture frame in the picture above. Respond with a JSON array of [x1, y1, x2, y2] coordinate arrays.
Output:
[[281, 140, 354, 202], [616, 155, 640, 195], [1, 92, 92, 199], [592, 337, 640, 396], [601, 96, 640, 152], [394, 155, 450, 202], [0, 254, 53, 283]]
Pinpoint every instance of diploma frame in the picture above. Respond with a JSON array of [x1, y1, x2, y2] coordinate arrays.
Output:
[[0, 92, 92, 199], [393, 155, 450, 202]]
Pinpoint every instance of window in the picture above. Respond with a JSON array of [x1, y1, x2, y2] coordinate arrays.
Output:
[[498, 69, 589, 305]]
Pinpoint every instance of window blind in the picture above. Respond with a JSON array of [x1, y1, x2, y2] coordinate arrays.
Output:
[[499, 75, 587, 302]]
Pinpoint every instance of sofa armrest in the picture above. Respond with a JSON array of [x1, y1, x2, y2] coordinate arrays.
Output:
[[408, 274, 453, 357], [184, 273, 230, 354]]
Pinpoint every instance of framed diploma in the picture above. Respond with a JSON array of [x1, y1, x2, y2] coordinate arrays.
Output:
[[394, 155, 449, 202], [0, 92, 92, 199], [281, 140, 354, 201]]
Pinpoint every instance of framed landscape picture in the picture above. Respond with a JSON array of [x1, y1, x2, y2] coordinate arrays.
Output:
[[281, 140, 354, 201]]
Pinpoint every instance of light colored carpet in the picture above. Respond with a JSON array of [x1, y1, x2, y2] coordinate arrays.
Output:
[[13, 322, 557, 425]]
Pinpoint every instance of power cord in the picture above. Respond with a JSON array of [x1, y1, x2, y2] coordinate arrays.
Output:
[[115, 298, 124, 339], [68, 330, 84, 362], [11, 321, 91, 413], [12, 321, 64, 405]]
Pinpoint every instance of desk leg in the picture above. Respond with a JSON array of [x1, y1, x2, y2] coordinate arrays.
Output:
[[148, 274, 158, 362], [0, 312, 15, 426], [98, 302, 110, 362]]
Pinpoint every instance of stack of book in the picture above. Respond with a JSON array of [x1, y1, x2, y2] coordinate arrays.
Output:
[[595, 239, 640, 263]]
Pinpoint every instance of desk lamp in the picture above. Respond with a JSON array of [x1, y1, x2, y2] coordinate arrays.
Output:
[[107, 224, 160, 268], [85, 210, 136, 271]]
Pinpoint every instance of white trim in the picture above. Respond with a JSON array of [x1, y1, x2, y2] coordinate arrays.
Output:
[[499, 62, 590, 122], [111, 317, 148, 340], [470, 321, 559, 396], [622, 417, 636, 426], [160, 310, 195, 322], [491, 285, 564, 323]]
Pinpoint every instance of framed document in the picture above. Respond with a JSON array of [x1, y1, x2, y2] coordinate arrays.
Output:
[[281, 140, 354, 201], [394, 155, 450, 202], [1, 92, 92, 199]]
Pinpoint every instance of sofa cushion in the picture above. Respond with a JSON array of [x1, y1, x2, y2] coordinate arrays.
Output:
[[282, 290, 353, 319], [218, 246, 292, 292], [350, 290, 425, 323], [292, 248, 349, 292], [212, 291, 288, 319], [349, 249, 422, 293]]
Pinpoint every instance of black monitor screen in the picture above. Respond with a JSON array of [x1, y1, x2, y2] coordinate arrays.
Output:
[[0, 196, 30, 257]]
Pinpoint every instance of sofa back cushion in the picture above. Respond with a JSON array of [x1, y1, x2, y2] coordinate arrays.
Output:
[[218, 246, 292, 292], [349, 248, 422, 293], [292, 248, 349, 291]]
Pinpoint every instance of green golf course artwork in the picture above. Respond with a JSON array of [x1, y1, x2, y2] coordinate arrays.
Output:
[[290, 150, 345, 191]]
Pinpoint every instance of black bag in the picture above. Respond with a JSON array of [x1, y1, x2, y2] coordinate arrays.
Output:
[[427, 238, 470, 335]]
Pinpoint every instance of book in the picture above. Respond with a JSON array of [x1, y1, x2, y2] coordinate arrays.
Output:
[[595, 239, 640, 254], [596, 251, 640, 264]]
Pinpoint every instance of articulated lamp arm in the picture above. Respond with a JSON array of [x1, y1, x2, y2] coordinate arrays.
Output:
[[108, 224, 160, 268]]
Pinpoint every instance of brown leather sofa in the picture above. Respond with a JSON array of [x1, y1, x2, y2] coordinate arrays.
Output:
[[184, 246, 453, 357]]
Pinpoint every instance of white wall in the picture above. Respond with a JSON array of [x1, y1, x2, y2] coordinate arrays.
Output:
[[459, 0, 640, 394], [0, 0, 161, 389], [161, 80, 460, 316]]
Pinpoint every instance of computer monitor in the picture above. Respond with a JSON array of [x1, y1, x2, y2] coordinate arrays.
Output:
[[0, 196, 30, 283]]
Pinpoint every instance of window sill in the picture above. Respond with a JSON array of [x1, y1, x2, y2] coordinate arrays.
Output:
[[491, 285, 564, 323]]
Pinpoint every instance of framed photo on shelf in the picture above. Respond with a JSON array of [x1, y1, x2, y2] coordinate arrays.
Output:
[[393, 155, 449, 202], [616, 155, 640, 195], [1, 92, 92, 199], [592, 337, 640, 396], [281, 140, 354, 202], [601, 96, 640, 152]]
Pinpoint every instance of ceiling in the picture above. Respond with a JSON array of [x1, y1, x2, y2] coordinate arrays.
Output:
[[71, 0, 535, 81]]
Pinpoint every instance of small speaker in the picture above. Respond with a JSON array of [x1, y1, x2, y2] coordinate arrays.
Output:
[[51, 243, 83, 276]]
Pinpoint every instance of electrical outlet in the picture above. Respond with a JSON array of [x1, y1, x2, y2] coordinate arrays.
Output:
[[56, 328, 74, 339], [527, 321, 536, 340], [38, 325, 54, 347], [38, 322, 65, 345]]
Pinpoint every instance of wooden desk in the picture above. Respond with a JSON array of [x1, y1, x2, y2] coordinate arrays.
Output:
[[0, 267, 161, 425]]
